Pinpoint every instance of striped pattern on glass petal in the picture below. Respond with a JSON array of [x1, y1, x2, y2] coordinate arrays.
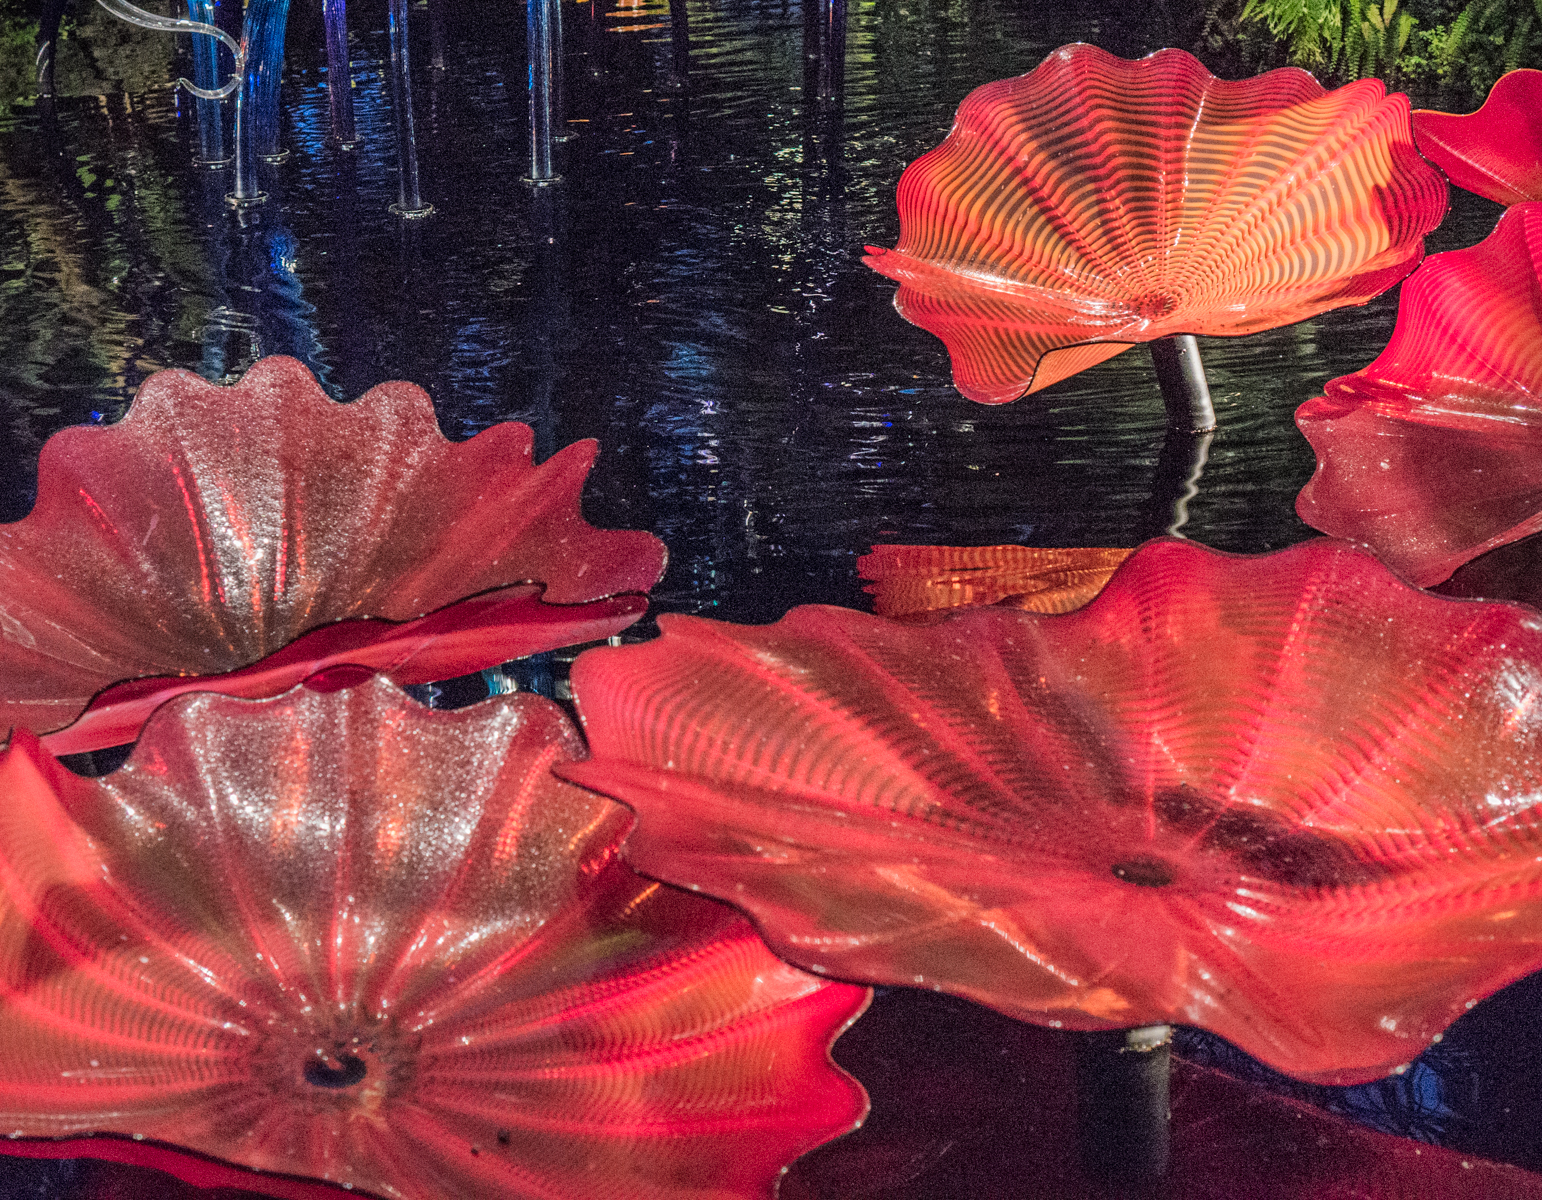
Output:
[[561, 539, 1542, 1086], [864, 44, 1448, 403], [1297, 201, 1542, 587]]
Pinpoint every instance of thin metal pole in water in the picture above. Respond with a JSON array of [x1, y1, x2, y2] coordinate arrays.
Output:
[[1150, 334, 1216, 433], [322, 0, 356, 147], [525, 0, 562, 182], [667, 0, 688, 89], [816, 0, 845, 102], [387, 0, 433, 216], [428, 0, 447, 70], [1074, 1023, 1172, 1183]]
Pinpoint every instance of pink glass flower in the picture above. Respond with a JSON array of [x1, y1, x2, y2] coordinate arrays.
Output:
[[0, 678, 869, 1200], [1296, 202, 1542, 586], [0, 356, 666, 753], [1413, 69, 1542, 206], [561, 538, 1542, 1085], [862, 44, 1448, 403]]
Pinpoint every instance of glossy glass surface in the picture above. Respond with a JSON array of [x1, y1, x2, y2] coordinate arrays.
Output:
[[857, 544, 1131, 618], [1296, 202, 1542, 586], [0, 679, 870, 1199], [1413, 69, 1542, 207], [0, 355, 665, 742], [0, 0, 1532, 1188], [563, 538, 1542, 1085], [863, 44, 1448, 403], [41, 583, 647, 756]]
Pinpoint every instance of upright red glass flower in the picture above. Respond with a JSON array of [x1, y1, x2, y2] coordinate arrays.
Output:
[[1296, 202, 1542, 587], [857, 545, 1131, 619], [862, 44, 1447, 403], [561, 538, 1542, 1086], [0, 679, 869, 1200], [0, 357, 666, 753], [1413, 69, 1542, 207]]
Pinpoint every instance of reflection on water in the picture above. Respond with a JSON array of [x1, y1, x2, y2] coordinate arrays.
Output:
[[0, 0, 1526, 1189]]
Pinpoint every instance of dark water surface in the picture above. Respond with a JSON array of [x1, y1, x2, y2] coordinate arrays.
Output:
[[0, 0, 1532, 1193]]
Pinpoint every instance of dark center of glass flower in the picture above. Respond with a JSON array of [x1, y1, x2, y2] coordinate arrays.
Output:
[[1110, 857, 1174, 888], [1131, 292, 1178, 320], [304, 1053, 368, 1089]]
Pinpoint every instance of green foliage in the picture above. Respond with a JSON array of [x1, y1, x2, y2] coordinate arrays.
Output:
[[0, 7, 37, 115], [1238, 0, 1539, 98], [1407, 0, 1542, 97]]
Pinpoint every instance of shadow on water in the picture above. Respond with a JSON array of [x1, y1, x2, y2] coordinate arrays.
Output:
[[0, 0, 1531, 1192]]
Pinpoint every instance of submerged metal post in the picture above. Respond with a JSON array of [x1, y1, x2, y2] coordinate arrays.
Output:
[[525, 0, 562, 183], [1140, 428, 1213, 541], [34, 0, 69, 99], [1150, 334, 1216, 433], [667, 0, 689, 90], [428, 0, 446, 70], [387, 0, 433, 216], [321, 0, 356, 147], [1075, 1023, 1172, 1182], [816, 0, 845, 102]]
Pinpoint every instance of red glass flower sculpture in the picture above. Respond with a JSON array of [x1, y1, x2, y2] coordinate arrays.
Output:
[[1413, 69, 1542, 207], [862, 44, 1448, 403], [0, 678, 869, 1200], [561, 538, 1542, 1086], [0, 356, 666, 753], [1296, 202, 1542, 586], [857, 544, 1132, 619]]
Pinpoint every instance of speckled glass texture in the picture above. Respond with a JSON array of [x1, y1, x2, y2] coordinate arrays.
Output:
[[0, 679, 869, 1200]]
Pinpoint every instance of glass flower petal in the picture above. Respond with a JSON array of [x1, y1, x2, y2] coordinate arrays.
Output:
[[1412, 69, 1542, 207], [0, 356, 667, 747], [561, 538, 1542, 1086], [857, 545, 1132, 619], [862, 44, 1448, 403], [1296, 202, 1542, 586], [0, 679, 869, 1200]]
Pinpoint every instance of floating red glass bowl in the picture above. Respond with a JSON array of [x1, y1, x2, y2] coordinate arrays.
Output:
[[1296, 202, 1542, 587], [862, 44, 1447, 403], [857, 545, 1132, 619], [1413, 69, 1542, 206], [0, 679, 869, 1200], [0, 356, 666, 751], [561, 538, 1542, 1086]]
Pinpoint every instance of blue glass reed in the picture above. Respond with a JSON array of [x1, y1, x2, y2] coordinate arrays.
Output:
[[187, 0, 229, 164], [245, 0, 294, 162]]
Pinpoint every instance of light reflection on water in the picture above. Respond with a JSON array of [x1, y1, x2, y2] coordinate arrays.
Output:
[[0, 0, 1527, 1187]]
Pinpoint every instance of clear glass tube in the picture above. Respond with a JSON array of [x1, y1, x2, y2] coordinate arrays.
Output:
[[388, 0, 432, 215], [93, 0, 242, 99], [526, 0, 561, 182], [322, 0, 356, 147]]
